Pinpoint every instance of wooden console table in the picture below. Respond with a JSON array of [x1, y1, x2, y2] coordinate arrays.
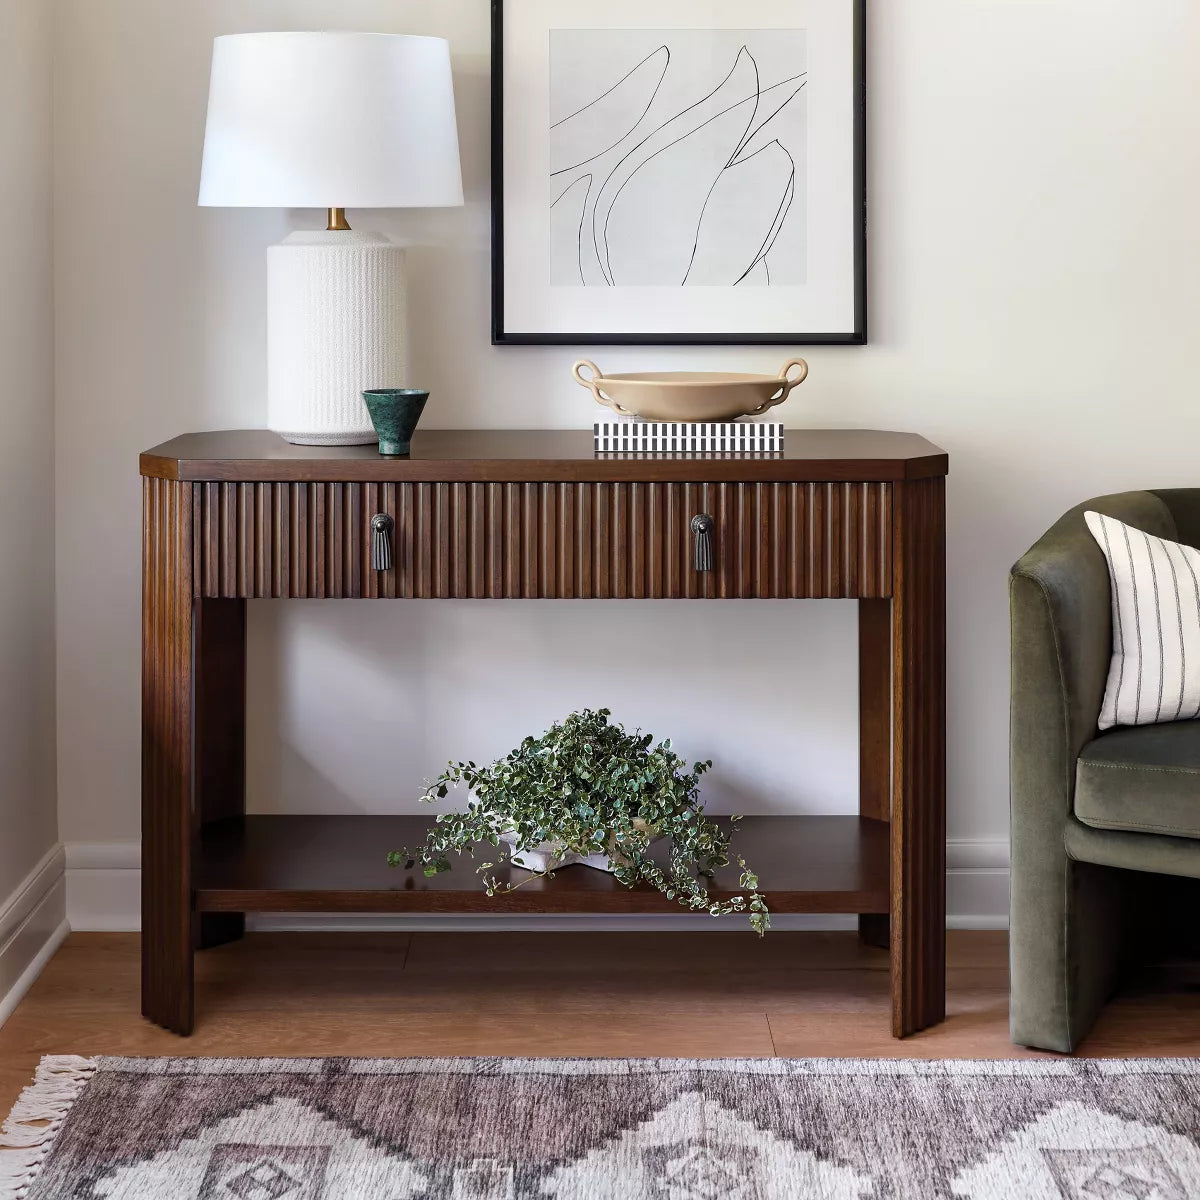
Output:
[[140, 429, 948, 1038]]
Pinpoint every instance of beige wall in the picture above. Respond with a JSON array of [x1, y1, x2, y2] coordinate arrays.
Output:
[[52, 1, 1200, 917], [0, 0, 58, 899]]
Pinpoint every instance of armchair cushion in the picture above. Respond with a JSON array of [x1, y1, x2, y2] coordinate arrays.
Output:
[[1075, 720, 1200, 838]]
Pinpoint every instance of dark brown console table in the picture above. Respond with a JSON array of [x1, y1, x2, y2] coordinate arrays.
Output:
[[140, 429, 948, 1038]]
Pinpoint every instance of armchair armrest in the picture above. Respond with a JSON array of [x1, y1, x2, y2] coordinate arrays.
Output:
[[1010, 492, 1174, 825]]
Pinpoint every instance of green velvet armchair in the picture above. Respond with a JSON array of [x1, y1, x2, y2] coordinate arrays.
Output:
[[1010, 489, 1200, 1052]]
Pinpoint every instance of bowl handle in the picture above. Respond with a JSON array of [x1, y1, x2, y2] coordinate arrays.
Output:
[[751, 358, 810, 414], [572, 359, 633, 416]]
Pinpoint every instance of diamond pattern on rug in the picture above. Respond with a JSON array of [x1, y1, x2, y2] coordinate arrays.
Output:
[[642, 1140, 761, 1199], [201, 1144, 330, 1200], [542, 1090, 874, 1199], [89, 1096, 428, 1199], [1045, 1148, 1185, 1200], [951, 1103, 1200, 1199]]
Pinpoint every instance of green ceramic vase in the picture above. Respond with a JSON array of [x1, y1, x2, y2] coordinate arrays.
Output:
[[363, 389, 430, 457]]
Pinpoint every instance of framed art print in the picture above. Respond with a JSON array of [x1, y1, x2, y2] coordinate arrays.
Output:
[[492, 0, 866, 345]]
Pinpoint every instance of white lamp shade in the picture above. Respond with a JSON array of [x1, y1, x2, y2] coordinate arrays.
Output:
[[198, 32, 463, 209]]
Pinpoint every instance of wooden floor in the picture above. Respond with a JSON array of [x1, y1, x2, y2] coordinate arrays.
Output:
[[4, 930, 1200, 1118]]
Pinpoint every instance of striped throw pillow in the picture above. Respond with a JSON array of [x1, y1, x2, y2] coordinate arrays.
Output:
[[1085, 510, 1200, 729]]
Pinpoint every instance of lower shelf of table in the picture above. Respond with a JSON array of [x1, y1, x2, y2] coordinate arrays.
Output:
[[194, 815, 890, 915]]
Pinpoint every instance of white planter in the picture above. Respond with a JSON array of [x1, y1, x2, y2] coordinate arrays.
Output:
[[498, 832, 620, 874]]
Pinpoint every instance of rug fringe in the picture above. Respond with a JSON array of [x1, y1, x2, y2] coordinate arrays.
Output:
[[0, 1056, 96, 1200]]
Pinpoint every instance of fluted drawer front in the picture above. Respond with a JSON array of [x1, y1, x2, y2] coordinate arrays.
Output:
[[192, 481, 892, 600]]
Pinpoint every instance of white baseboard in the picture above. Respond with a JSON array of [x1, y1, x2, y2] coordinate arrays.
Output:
[[0, 844, 68, 1028], [65, 837, 1010, 932], [64, 841, 141, 932], [946, 837, 1010, 930]]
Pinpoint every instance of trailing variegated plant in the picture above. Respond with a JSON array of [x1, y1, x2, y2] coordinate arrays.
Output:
[[388, 708, 769, 935]]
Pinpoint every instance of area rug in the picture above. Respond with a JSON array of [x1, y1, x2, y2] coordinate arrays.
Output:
[[4, 1057, 1200, 1198]]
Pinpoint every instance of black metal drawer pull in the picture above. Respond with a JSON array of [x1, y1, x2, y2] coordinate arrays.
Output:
[[691, 514, 714, 572], [370, 514, 394, 571]]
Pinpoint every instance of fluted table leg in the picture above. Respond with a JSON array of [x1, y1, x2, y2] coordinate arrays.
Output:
[[889, 477, 947, 1036], [142, 478, 196, 1035]]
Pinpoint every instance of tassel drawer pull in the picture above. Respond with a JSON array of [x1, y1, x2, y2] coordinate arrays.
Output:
[[691, 514, 715, 573], [371, 513, 394, 572]]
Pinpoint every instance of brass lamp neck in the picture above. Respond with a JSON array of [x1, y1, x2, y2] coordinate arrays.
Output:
[[326, 207, 351, 231]]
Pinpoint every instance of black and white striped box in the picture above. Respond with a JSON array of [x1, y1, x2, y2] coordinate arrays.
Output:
[[594, 422, 785, 453]]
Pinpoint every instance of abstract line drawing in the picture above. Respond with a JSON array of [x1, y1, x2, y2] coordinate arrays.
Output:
[[549, 29, 808, 287]]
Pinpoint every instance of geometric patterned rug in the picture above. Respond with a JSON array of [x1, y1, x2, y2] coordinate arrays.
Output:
[[4, 1056, 1200, 1199]]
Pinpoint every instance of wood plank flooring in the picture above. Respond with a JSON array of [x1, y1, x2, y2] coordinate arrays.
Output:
[[4, 930, 1200, 1119]]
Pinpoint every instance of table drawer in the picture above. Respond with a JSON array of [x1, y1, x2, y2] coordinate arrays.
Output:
[[188, 480, 893, 600]]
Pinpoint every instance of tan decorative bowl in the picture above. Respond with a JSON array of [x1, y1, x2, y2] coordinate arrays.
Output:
[[572, 359, 808, 423]]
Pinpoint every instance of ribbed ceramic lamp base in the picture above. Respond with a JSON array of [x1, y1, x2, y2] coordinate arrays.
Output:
[[267, 231, 407, 446]]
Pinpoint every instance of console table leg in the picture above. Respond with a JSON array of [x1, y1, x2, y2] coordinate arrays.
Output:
[[858, 599, 892, 949], [195, 598, 246, 950], [142, 478, 196, 1034], [890, 478, 947, 1036]]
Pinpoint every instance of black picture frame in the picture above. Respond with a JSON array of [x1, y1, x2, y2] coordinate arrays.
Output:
[[491, 0, 867, 347]]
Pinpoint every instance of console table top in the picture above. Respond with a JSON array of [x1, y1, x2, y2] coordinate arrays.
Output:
[[141, 429, 949, 484]]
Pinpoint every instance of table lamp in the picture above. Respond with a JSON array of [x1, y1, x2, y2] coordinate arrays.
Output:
[[198, 32, 464, 445]]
